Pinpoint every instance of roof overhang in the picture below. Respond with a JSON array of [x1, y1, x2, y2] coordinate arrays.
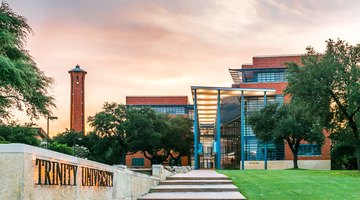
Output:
[[191, 86, 276, 124]]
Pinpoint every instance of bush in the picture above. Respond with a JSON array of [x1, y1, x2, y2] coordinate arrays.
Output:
[[48, 142, 74, 155]]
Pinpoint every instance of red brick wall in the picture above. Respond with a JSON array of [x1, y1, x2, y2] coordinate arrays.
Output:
[[239, 82, 288, 95], [70, 72, 86, 133], [126, 151, 152, 168], [126, 96, 189, 105], [284, 131, 331, 160], [126, 151, 189, 168], [252, 55, 302, 68]]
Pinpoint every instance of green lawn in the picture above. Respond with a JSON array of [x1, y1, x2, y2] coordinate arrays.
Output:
[[219, 170, 360, 200]]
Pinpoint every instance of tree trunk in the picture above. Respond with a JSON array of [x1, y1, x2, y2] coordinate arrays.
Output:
[[293, 153, 298, 169], [354, 143, 360, 171], [187, 153, 191, 166], [119, 148, 126, 165]]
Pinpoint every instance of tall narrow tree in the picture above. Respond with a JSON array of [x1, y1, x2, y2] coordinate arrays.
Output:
[[0, 2, 55, 120]]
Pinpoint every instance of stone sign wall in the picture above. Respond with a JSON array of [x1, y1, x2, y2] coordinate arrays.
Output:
[[0, 144, 159, 200]]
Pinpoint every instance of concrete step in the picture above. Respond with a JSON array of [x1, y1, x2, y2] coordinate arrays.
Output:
[[150, 184, 239, 193], [138, 192, 246, 200], [166, 176, 229, 180], [159, 179, 233, 185]]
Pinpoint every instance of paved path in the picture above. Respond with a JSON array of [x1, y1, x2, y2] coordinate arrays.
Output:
[[138, 170, 246, 200]]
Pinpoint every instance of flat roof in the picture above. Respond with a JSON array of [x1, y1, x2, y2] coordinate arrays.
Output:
[[191, 86, 275, 124], [126, 96, 189, 105]]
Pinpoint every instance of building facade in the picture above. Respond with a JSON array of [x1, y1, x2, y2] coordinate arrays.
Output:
[[125, 96, 193, 168], [192, 55, 331, 170]]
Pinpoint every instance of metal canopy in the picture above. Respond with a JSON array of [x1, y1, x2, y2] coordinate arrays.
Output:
[[191, 86, 276, 124]]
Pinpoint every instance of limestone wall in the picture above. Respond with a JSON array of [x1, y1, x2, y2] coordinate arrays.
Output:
[[0, 144, 159, 200], [242, 160, 331, 170]]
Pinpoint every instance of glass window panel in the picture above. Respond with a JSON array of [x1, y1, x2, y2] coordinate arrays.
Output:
[[298, 144, 321, 156]]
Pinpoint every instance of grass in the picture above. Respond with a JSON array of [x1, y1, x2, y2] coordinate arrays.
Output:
[[218, 170, 360, 200]]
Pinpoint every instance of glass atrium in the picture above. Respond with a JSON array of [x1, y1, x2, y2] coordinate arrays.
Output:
[[191, 86, 284, 170]]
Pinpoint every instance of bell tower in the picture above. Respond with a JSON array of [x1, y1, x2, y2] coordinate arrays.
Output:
[[68, 65, 87, 133]]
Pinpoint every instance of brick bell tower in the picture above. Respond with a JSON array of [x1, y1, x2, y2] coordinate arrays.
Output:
[[68, 65, 87, 133]]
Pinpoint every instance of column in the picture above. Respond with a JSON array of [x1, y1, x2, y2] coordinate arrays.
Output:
[[264, 91, 268, 170], [241, 91, 245, 170], [193, 89, 199, 170], [215, 90, 221, 170]]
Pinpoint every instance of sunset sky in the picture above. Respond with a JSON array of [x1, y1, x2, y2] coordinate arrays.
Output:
[[8, 0, 360, 135]]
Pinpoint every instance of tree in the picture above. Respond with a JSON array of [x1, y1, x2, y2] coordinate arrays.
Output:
[[0, 123, 41, 146], [52, 129, 86, 147], [166, 116, 193, 166], [125, 107, 171, 165], [48, 142, 74, 155], [87, 102, 127, 164], [52, 129, 89, 158], [286, 39, 360, 170], [248, 103, 324, 169], [0, 2, 55, 121]]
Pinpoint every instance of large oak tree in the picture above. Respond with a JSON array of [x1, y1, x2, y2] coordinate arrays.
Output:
[[286, 39, 360, 170]]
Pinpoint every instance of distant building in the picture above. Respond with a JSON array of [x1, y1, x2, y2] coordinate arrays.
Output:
[[125, 96, 193, 168], [30, 127, 48, 141], [68, 65, 87, 133]]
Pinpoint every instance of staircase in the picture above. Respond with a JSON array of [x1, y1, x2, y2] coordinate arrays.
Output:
[[138, 170, 246, 200]]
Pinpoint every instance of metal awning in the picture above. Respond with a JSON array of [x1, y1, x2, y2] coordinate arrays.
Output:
[[191, 86, 276, 124]]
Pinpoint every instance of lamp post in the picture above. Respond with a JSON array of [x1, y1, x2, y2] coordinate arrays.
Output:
[[46, 115, 58, 148]]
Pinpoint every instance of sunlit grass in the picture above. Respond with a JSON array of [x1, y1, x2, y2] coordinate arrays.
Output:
[[219, 170, 360, 200]]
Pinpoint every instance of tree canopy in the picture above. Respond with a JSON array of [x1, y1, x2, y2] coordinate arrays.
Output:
[[286, 39, 360, 170], [87, 102, 127, 164], [248, 103, 324, 169], [86, 102, 193, 166], [166, 116, 193, 165], [0, 123, 41, 146], [0, 2, 55, 121], [125, 107, 172, 165]]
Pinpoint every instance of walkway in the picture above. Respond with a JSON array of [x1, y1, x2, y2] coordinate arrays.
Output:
[[138, 170, 246, 200]]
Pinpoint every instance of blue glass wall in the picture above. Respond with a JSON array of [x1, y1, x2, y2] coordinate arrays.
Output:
[[243, 96, 285, 161]]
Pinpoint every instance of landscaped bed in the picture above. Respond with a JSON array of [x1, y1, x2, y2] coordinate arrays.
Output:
[[219, 170, 360, 200]]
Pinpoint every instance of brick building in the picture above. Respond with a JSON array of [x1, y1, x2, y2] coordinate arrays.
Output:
[[125, 96, 193, 168], [191, 54, 331, 170], [231, 55, 331, 162]]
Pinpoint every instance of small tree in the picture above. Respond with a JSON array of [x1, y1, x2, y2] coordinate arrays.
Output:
[[248, 103, 324, 169], [286, 39, 360, 170], [166, 116, 193, 166], [48, 142, 73, 155], [0, 2, 55, 121]]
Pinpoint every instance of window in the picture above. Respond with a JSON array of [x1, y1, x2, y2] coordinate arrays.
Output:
[[242, 69, 287, 83], [257, 71, 286, 82], [298, 144, 321, 156], [151, 106, 186, 114], [132, 158, 144, 167]]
